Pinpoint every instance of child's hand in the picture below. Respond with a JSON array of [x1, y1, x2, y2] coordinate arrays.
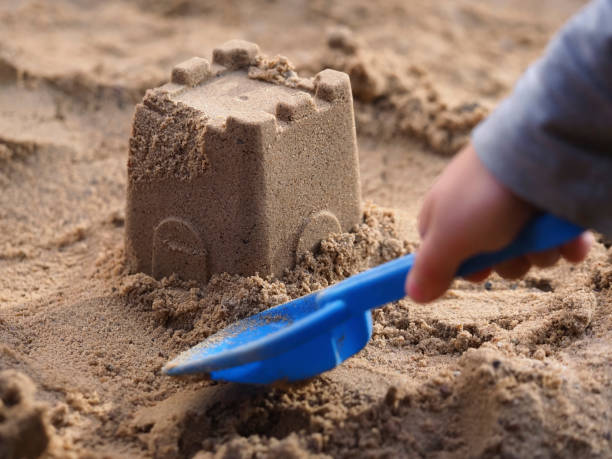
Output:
[[405, 142, 593, 303]]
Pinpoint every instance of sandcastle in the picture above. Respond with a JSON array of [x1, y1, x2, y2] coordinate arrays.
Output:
[[125, 40, 362, 283]]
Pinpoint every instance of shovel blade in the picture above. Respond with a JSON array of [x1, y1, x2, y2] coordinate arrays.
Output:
[[210, 310, 373, 384]]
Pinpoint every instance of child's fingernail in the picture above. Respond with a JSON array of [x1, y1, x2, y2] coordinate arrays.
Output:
[[584, 231, 595, 247]]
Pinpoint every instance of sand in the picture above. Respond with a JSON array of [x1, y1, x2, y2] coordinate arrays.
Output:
[[1, 0, 611, 458]]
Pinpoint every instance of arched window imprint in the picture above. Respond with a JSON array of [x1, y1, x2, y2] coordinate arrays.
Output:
[[296, 210, 342, 260], [152, 217, 207, 283]]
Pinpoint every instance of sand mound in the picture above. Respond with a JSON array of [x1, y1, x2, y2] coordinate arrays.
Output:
[[0, 371, 50, 459], [125, 344, 610, 458], [317, 27, 487, 155]]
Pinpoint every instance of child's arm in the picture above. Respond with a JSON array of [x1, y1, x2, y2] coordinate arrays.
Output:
[[406, 0, 612, 303]]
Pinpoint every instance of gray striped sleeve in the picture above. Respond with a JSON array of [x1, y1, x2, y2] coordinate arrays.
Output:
[[472, 0, 612, 237]]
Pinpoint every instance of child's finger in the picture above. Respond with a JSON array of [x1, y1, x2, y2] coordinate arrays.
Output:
[[405, 230, 464, 303], [417, 193, 435, 238], [463, 268, 493, 283], [526, 249, 560, 268], [494, 256, 531, 279], [560, 231, 593, 263]]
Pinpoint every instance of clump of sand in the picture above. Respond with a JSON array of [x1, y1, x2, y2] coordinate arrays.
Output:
[[128, 94, 208, 183], [248, 55, 299, 86], [0, 371, 50, 459]]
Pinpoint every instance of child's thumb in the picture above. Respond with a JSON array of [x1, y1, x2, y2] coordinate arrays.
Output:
[[405, 230, 464, 303]]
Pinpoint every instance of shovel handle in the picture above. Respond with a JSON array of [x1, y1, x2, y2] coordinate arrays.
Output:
[[316, 214, 584, 311]]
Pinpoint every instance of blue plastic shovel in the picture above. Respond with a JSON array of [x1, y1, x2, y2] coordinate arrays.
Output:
[[163, 214, 583, 384]]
